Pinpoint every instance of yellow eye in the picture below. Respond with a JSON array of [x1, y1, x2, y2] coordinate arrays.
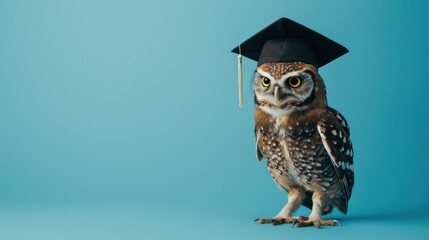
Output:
[[261, 76, 271, 87], [288, 77, 301, 88]]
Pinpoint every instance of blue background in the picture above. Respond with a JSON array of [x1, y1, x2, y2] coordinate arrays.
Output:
[[1, 0, 428, 239]]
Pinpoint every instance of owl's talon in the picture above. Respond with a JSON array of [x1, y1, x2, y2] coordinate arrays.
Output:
[[292, 221, 298, 228], [293, 218, 340, 228], [255, 217, 296, 225], [254, 218, 270, 224]]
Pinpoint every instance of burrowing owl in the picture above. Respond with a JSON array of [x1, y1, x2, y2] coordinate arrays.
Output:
[[232, 18, 353, 228]]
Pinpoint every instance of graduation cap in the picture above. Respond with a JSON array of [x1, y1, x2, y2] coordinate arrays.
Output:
[[231, 17, 348, 108]]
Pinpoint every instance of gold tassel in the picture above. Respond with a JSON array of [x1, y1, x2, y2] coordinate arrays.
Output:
[[238, 45, 244, 108]]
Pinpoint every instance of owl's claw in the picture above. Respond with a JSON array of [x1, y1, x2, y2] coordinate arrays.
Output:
[[255, 216, 340, 228], [254, 217, 297, 225], [292, 218, 340, 228]]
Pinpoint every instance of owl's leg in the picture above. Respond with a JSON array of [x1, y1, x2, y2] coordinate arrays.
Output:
[[255, 188, 304, 225], [293, 191, 339, 228]]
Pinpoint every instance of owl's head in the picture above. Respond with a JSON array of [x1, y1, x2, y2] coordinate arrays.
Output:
[[253, 62, 327, 115]]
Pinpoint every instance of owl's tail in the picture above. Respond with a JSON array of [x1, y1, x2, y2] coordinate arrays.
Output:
[[335, 197, 349, 214]]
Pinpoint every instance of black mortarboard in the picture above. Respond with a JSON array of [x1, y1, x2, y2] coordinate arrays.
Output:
[[232, 17, 348, 68], [232, 17, 348, 107]]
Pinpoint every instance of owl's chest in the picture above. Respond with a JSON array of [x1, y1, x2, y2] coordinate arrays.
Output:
[[257, 122, 325, 188]]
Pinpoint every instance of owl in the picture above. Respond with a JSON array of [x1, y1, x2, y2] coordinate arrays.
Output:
[[253, 62, 354, 228]]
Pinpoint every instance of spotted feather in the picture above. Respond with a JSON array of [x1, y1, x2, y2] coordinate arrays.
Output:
[[327, 106, 350, 136], [317, 108, 354, 210]]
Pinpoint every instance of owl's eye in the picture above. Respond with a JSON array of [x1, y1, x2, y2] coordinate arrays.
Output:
[[261, 76, 271, 87], [287, 77, 302, 88]]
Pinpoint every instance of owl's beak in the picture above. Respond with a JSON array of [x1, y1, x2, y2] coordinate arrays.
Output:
[[274, 86, 281, 104]]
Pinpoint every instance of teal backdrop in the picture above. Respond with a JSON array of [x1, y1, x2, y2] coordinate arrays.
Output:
[[0, 0, 428, 239]]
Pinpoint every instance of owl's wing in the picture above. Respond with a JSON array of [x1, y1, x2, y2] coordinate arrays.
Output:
[[317, 108, 354, 212], [255, 126, 264, 161], [327, 106, 351, 136]]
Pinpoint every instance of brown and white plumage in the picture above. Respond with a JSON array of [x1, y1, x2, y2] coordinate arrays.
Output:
[[254, 62, 354, 227]]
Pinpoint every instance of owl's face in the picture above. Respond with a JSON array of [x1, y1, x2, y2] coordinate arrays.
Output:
[[253, 62, 326, 115]]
